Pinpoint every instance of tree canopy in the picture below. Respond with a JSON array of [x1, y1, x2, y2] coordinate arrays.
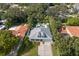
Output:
[[47, 4, 69, 17], [54, 36, 79, 56], [2, 7, 28, 28], [25, 4, 49, 27], [0, 30, 19, 55]]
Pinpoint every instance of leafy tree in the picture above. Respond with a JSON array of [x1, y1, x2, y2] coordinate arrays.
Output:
[[48, 16, 61, 41], [47, 4, 68, 17], [0, 30, 19, 55], [48, 16, 79, 56], [17, 36, 34, 55], [0, 11, 4, 20], [25, 4, 49, 27], [54, 36, 79, 56], [2, 4, 49, 28], [2, 7, 28, 28], [0, 4, 10, 10]]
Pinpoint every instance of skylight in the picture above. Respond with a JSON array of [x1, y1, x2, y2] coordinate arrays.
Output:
[[38, 32, 47, 38]]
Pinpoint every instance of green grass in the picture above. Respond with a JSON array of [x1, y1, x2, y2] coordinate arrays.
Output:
[[52, 44, 59, 56], [17, 45, 38, 56], [22, 46, 38, 56]]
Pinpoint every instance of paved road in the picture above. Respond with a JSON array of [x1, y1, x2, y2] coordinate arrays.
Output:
[[38, 42, 52, 56]]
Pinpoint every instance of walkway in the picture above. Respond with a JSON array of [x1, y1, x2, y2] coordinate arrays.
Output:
[[38, 42, 52, 56]]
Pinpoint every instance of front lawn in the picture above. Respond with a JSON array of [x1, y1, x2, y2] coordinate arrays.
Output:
[[17, 36, 38, 56], [21, 46, 38, 56]]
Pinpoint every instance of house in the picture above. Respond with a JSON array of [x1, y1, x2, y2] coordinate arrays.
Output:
[[9, 24, 29, 39], [29, 24, 52, 42], [73, 4, 79, 12], [0, 25, 5, 30], [61, 26, 79, 37], [0, 19, 7, 24], [0, 19, 6, 30]]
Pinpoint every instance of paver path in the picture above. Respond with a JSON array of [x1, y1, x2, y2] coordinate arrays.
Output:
[[38, 42, 52, 56]]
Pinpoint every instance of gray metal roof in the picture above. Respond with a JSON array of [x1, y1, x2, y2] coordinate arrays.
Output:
[[29, 25, 52, 40]]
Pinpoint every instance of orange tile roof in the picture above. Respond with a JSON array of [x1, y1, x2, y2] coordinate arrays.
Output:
[[11, 24, 29, 39], [66, 26, 79, 37], [61, 26, 79, 37]]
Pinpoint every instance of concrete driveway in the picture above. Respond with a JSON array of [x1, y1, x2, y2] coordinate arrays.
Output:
[[38, 42, 52, 56]]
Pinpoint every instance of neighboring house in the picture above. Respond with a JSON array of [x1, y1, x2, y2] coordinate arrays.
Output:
[[8, 24, 29, 56], [0, 25, 5, 30], [65, 4, 79, 14], [61, 26, 79, 37], [0, 19, 6, 23], [0, 19, 7, 24], [73, 4, 79, 11], [9, 24, 29, 39], [73, 3, 79, 14], [29, 24, 52, 42]]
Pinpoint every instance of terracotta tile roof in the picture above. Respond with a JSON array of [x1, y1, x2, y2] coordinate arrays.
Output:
[[61, 26, 79, 37], [66, 26, 79, 37], [11, 24, 29, 39]]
